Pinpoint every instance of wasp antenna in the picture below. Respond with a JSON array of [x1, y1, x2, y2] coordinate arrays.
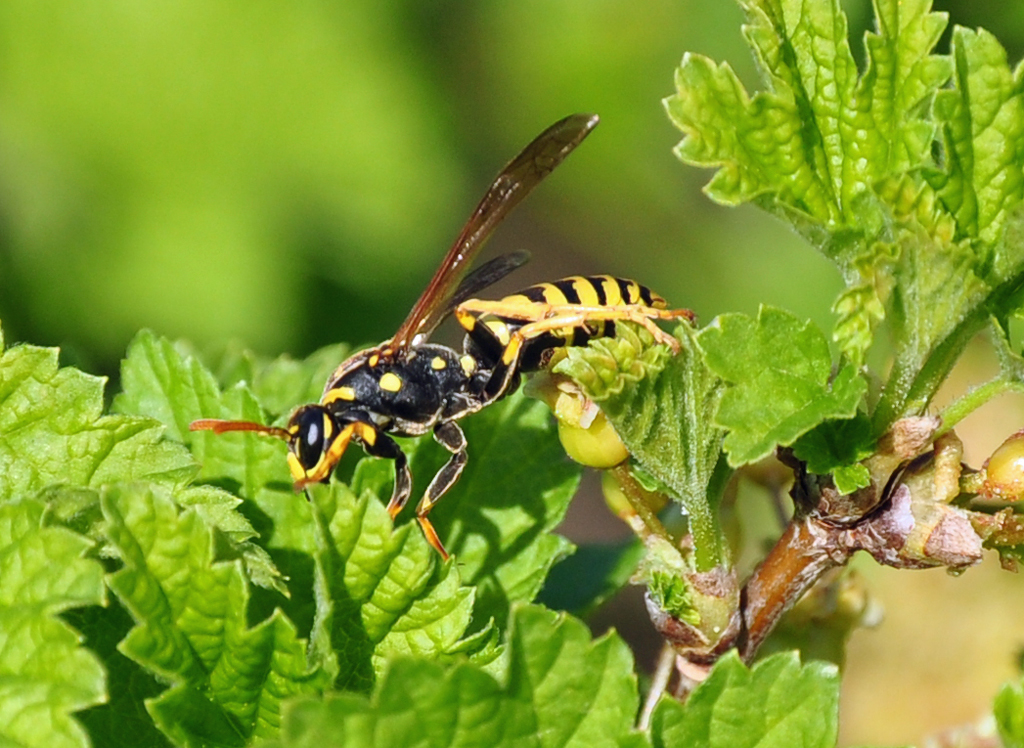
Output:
[[190, 418, 290, 440]]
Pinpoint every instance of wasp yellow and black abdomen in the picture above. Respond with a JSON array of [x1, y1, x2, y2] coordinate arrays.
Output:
[[455, 275, 687, 374]]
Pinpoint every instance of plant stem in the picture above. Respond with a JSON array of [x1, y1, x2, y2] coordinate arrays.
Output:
[[738, 516, 843, 662], [610, 464, 673, 544], [937, 378, 1024, 436]]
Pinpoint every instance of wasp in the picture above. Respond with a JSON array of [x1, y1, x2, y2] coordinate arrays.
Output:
[[191, 114, 694, 559]]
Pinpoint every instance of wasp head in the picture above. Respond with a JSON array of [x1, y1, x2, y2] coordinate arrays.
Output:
[[190, 405, 358, 491]]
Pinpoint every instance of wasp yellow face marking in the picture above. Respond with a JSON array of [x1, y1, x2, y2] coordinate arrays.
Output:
[[287, 453, 306, 483], [323, 386, 356, 404], [460, 355, 477, 375], [431, 356, 447, 370], [485, 319, 511, 345], [379, 372, 403, 392], [571, 277, 601, 306]]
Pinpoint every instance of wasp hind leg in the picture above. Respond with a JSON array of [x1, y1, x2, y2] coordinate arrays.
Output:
[[416, 421, 469, 561]]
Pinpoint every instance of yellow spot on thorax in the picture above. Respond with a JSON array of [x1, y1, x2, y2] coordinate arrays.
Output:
[[379, 372, 402, 392], [460, 355, 477, 376], [431, 356, 447, 370]]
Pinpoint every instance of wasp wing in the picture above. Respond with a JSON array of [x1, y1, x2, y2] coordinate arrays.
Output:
[[389, 113, 599, 350], [409, 250, 531, 345]]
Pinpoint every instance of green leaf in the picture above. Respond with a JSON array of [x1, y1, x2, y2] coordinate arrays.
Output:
[[791, 415, 875, 494], [996, 678, 1024, 748], [871, 185, 1024, 430], [650, 651, 839, 748], [538, 540, 644, 618], [251, 343, 350, 416], [665, 0, 949, 230], [112, 330, 290, 592], [264, 606, 647, 748], [555, 324, 727, 570], [0, 498, 107, 748], [307, 481, 474, 693], [928, 27, 1024, 246], [113, 330, 295, 503], [392, 389, 581, 627], [102, 483, 329, 747], [0, 334, 196, 497], [699, 307, 866, 466], [663, 0, 966, 368]]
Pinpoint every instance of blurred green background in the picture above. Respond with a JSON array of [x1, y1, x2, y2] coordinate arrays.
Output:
[[2, 1, 1024, 745]]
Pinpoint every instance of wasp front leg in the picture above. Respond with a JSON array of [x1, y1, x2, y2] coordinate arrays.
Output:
[[358, 429, 414, 521], [415, 421, 469, 560]]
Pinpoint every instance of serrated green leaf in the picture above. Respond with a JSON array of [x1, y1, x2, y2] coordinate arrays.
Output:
[[64, 601, 171, 748], [0, 335, 196, 497], [871, 184, 1024, 429], [102, 483, 329, 747], [112, 330, 291, 592], [792, 415, 875, 494], [666, 0, 949, 229], [650, 651, 839, 748], [665, 0, 960, 366], [395, 389, 581, 627], [265, 605, 647, 748], [0, 498, 107, 748], [308, 481, 474, 693], [339, 389, 579, 631], [700, 307, 866, 466], [928, 27, 1024, 246], [113, 330, 295, 502], [996, 678, 1024, 748], [555, 325, 727, 570]]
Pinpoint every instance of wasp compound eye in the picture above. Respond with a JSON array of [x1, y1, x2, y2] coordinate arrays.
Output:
[[292, 407, 330, 470]]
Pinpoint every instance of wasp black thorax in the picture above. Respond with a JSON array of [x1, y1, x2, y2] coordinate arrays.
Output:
[[322, 343, 486, 435]]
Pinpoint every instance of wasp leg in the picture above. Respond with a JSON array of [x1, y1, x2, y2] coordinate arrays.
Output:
[[415, 421, 469, 560], [454, 307, 526, 402], [361, 431, 414, 521], [509, 306, 687, 357], [457, 300, 692, 356], [454, 306, 505, 367]]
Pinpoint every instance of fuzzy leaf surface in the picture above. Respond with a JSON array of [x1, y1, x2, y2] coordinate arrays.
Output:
[[665, 0, 949, 228], [555, 325, 726, 570], [308, 481, 475, 693], [102, 484, 329, 747], [365, 389, 581, 628], [650, 651, 839, 748], [263, 606, 647, 748]]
